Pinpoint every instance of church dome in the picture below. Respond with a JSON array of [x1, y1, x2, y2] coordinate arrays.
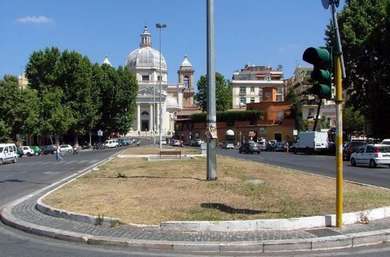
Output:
[[126, 26, 167, 71]]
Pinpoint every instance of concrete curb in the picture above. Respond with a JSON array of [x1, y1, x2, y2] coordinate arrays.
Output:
[[3, 149, 390, 253], [2, 202, 390, 253], [35, 152, 124, 227], [160, 206, 390, 232]]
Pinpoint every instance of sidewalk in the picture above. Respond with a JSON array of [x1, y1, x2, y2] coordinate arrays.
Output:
[[2, 152, 390, 254], [3, 189, 390, 253]]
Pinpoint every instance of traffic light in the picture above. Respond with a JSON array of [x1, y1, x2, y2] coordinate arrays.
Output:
[[303, 47, 333, 99]]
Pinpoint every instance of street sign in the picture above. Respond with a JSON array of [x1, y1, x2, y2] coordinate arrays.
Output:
[[97, 129, 103, 137]]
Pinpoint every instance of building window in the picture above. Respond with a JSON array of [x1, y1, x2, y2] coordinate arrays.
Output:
[[157, 75, 162, 81], [184, 76, 190, 88], [240, 86, 246, 95], [250, 97, 255, 103], [250, 86, 255, 93], [142, 75, 150, 81], [240, 97, 246, 105]]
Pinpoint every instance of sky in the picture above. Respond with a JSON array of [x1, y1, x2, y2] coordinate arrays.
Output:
[[0, 0, 345, 84]]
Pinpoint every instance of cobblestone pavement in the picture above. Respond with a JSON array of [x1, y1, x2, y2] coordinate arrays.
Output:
[[9, 194, 390, 243]]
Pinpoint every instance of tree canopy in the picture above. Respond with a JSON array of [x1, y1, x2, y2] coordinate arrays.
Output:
[[0, 47, 138, 144], [195, 73, 232, 112], [325, 0, 390, 137]]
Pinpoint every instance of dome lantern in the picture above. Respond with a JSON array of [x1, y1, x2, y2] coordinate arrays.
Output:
[[140, 26, 152, 48]]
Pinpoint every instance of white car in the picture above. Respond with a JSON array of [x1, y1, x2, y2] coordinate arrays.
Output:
[[0, 143, 18, 164], [59, 144, 73, 153], [21, 146, 34, 156], [104, 139, 119, 148], [350, 144, 390, 168], [381, 139, 390, 145]]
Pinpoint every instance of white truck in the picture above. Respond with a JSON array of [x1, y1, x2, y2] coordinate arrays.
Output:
[[292, 131, 329, 154]]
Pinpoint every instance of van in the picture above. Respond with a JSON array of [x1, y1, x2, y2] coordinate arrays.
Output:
[[292, 131, 329, 154], [0, 143, 18, 164]]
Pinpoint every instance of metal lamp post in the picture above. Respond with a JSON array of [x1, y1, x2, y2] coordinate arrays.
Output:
[[206, 0, 217, 180], [156, 23, 167, 151]]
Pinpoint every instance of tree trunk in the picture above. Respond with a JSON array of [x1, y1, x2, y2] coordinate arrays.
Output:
[[54, 135, 60, 145], [74, 134, 79, 147], [89, 131, 92, 147]]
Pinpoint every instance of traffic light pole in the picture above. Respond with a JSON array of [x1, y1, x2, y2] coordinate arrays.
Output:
[[330, 0, 345, 228]]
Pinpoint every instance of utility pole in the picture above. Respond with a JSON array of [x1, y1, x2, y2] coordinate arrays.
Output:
[[206, 0, 217, 180], [156, 23, 167, 151], [323, 0, 346, 228]]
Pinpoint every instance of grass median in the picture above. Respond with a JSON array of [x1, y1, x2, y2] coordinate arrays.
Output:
[[44, 149, 390, 225]]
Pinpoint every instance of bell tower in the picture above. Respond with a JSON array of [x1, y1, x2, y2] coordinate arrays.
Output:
[[178, 55, 195, 108]]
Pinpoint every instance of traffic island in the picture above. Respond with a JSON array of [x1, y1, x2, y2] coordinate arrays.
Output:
[[42, 154, 390, 226]]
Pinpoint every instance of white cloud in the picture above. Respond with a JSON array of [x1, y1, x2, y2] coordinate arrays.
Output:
[[16, 16, 53, 24]]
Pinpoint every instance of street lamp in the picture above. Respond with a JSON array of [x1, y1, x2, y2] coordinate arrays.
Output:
[[156, 23, 167, 151]]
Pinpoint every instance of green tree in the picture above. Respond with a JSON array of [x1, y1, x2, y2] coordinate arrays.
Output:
[[286, 89, 304, 131], [39, 88, 74, 144], [325, 0, 390, 137], [56, 50, 95, 145], [343, 106, 365, 137], [196, 73, 232, 112], [25, 47, 61, 93]]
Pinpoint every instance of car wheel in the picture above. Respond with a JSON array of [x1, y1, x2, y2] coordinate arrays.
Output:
[[0, 158, 3, 165], [369, 159, 377, 168], [13, 157, 17, 163], [351, 158, 356, 167]]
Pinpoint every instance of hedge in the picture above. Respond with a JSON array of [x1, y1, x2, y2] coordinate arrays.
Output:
[[191, 110, 263, 123]]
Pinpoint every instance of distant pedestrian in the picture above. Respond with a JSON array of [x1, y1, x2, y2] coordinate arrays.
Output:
[[55, 145, 63, 161]]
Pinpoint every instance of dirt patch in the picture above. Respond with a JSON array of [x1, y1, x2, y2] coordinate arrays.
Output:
[[121, 146, 200, 155], [44, 155, 390, 225]]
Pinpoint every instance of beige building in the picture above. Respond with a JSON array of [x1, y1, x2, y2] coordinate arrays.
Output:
[[231, 65, 285, 109]]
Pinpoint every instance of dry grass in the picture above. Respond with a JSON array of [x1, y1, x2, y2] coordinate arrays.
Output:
[[122, 146, 200, 155], [44, 155, 390, 225]]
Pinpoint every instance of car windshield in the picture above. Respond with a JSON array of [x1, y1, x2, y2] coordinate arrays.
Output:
[[0, 147, 3, 153]]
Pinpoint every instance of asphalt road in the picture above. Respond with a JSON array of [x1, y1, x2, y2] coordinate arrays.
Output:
[[218, 149, 390, 188], [1, 145, 390, 257]]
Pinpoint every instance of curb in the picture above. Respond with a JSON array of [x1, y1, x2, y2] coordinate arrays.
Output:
[[2, 202, 390, 253], [3, 149, 390, 253]]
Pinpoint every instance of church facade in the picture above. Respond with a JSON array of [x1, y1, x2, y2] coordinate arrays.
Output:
[[125, 26, 196, 136]]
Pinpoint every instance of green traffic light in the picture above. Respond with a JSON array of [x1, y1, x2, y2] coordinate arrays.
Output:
[[303, 47, 331, 69], [312, 69, 332, 84], [303, 46, 333, 100]]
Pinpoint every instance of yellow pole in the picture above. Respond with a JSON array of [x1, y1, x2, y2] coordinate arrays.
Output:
[[335, 55, 343, 227]]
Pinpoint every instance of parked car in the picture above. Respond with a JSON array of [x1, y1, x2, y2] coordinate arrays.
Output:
[[118, 138, 131, 146], [266, 140, 277, 151], [274, 142, 286, 152], [103, 139, 119, 148], [42, 145, 56, 155], [190, 138, 204, 147], [223, 142, 235, 149], [59, 144, 73, 153], [257, 139, 267, 151], [0, 143, 18, 164], [31, 146, 42, 156], [171, 139, 183, 147], [350, 144, 390, 168], [21, 146, 34, 156], [343, 141, 366, 161], [239, 141, 261, 154], [381, 139, 390, 145]]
